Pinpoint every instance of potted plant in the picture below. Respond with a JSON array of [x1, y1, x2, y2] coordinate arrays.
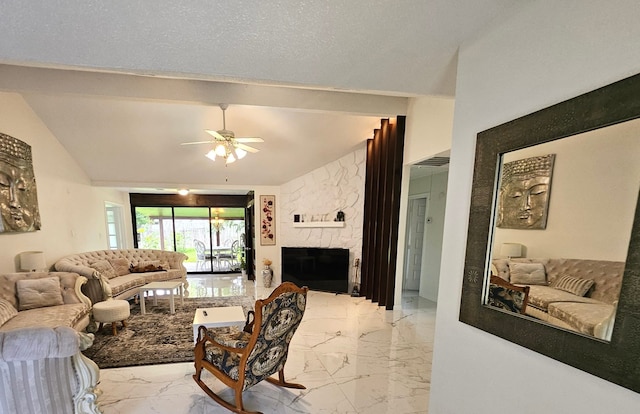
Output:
[[239, 254, 247, 277]]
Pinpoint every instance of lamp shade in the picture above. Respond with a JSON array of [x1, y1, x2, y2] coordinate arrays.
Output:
[[500, 243, 522, 258], [205, 150, 216, 161], [20, 251, 46, 271]]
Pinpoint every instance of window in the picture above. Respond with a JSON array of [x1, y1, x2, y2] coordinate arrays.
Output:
[[134, 206, 245, 273], [129, 193, 253, 275], [105, 202, 125, 249]]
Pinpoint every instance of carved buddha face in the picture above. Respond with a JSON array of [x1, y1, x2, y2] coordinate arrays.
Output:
[[498, 175, 550, 229], [0, 160, 40, 232], [496, 154, 554, 230]]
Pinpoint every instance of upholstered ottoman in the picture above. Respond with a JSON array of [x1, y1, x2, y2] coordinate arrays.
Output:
[[93, 299, 130, 335]]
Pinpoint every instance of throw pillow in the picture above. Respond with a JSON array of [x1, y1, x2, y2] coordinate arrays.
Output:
[[90, 260, 117, 279], [553, 275, 595, 297], [0, 298, 18, 325], [491, 259, 510, 281], [108, 258, 131, 276], [16, 276, 65, 311], [509, 262, 547, 285]]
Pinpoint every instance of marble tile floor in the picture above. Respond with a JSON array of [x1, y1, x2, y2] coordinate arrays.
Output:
[[97, 274, 436, 414]]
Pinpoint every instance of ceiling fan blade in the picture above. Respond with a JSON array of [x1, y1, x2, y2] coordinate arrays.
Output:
[[235, 137, 264, 143], [205, 129, 226, 140], [180, 140, 216, 146], [236, 143, 260, 153]]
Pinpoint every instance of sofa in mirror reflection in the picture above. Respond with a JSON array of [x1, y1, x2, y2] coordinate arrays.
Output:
[[488, 258, 623, 341]]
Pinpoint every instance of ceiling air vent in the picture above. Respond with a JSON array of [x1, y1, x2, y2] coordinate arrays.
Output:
[[415, 157, 450, 167]]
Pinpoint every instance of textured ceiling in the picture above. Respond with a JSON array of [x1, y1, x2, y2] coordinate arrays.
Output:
[[0, 1, 522, 190]]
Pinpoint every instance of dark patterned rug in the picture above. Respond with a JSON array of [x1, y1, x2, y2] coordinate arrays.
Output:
[[83, 296, 255, 369]]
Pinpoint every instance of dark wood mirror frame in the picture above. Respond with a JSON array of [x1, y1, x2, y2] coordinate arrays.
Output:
[[459, 72, 640, 393]]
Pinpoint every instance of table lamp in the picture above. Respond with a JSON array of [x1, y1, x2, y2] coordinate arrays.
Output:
[[20, 251, 46, 272], [500, 243, 523, 259]]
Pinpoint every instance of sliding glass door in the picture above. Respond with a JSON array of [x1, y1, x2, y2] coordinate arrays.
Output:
[[174, 207, 213, 272], [134, 205, 246, 274]]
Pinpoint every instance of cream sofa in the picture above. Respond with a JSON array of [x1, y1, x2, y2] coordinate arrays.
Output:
[[0, 326, 101, 414], [55, 249, 188, 304], [0, 272, 92, 333], [492, 258, 624, 340]]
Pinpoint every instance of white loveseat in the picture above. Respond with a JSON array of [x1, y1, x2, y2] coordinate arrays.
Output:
[[0, 326, 101, 414], [55, 249, 188, 304], [492, 258, 624, 340]]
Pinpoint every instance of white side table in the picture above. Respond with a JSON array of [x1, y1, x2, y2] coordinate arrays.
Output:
[[192, 306, 246, 344], [139, 281, 184, 314]]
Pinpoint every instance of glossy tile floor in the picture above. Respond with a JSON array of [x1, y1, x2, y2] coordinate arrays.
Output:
[[97, 274, 436, 414]]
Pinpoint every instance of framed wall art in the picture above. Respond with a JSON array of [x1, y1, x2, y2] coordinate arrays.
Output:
[[260, 195, 275, 245], [0, 132, 41, 233]]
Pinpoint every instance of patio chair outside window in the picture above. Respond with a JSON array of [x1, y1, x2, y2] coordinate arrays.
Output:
[[194, 239, 212, 271], [218, 240, 241, 270]]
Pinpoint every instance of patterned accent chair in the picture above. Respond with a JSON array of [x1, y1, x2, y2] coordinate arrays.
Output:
[[193, 282, 308, 414], [488, 275, 530, 314]]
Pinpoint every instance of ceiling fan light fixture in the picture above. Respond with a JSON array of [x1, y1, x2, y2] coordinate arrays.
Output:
[[235, 147, 247, 159], [205, 150, 217, 161], [215, 143, 227, 157], [186, 104, 263, 164]]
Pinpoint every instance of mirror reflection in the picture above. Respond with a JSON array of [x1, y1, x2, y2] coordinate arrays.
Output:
[[483, 117, 640, 341], [496, 154, 555, 230]]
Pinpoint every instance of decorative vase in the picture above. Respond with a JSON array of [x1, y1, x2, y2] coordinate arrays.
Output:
[[262, 266, 273, 288]]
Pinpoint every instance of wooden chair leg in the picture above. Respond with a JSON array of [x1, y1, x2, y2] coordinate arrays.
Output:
[[192, 373, 262, 414], [193, 362, 202, 382], [122, 319, 127, 328], [235, 388, 246, 413], [111, 322, 117, 336], [265, 368, 305, 389], [98, 322, 103, 332]]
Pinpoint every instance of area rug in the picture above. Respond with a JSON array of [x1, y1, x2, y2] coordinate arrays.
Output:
[[83, 296, 255, 369]]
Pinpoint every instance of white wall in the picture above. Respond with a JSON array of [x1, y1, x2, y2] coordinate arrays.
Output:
[[403, 97, 455, 166], [395, 96, 454, 306], [0, 92, 131, 272], [429, 1, 640, 413], [279, 148, 366, 291], [493, 122, 639, 261]]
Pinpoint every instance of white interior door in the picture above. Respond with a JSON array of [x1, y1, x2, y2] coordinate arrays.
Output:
[[403, 196, 428, 291]]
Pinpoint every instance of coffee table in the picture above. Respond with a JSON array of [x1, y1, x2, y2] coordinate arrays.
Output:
[[139, 281, 184, 315], [192, 306, 246, 344]]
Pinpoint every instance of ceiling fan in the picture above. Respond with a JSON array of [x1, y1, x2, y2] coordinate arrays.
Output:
[[181, 103, 264, 164]]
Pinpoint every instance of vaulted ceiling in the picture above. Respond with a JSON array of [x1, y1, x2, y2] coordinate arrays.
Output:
[[0, 1, 522, 191]]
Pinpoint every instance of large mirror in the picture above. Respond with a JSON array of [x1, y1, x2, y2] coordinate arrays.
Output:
[[459, 73, 640, 393], [485, 121, 639, 341]]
